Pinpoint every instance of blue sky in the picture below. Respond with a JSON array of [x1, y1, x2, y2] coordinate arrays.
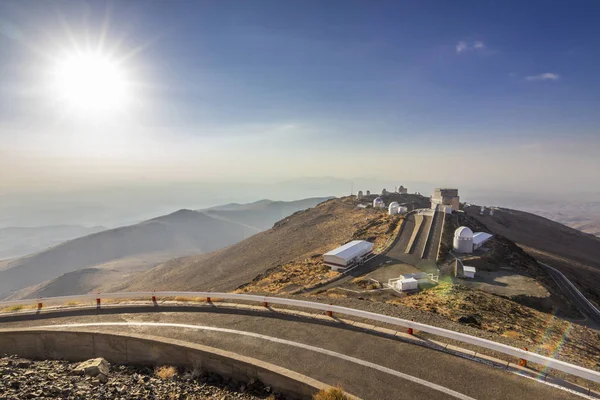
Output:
[[1, 0, 599, 193]]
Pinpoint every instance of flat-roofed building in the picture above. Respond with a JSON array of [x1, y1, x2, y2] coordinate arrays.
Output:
[[323, 240, 374, 271]]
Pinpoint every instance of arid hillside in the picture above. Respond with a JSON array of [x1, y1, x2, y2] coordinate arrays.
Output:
[[0, 225, 106, 260], [0, 210, 256, 298], [200, 197, 331, 231], [1, 198, 328, 300], [464, 206, 600, 307], [118, 194, 429, 293]]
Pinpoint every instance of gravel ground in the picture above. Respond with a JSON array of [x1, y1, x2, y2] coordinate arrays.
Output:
[[0, 355, 283, 400]]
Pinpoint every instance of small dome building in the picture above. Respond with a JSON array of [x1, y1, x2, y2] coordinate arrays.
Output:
[[373, 197, 385, 208], [357, 190, 363, 200], [453, 227, 474, 253], [382, 188, 388, 195], [366, 190, 371, 196], [388, 201, 400, 215]]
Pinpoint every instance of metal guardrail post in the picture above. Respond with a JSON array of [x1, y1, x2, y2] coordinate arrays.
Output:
[[520, 347, 528, 367]]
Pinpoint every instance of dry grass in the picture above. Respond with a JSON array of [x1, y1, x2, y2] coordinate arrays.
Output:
[[155, 365, 177, 380], [390, 282, 600, 371], [502, 330, 521, 339], [173, 296, 211, 302], [0, 303, 39, 313], [313, 386, 348, 400], [1, 305, 23, 313], [239, 257, 338, 294]]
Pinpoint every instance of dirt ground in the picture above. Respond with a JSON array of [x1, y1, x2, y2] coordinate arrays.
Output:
[[454, 268, 550, 298], [361, 263, 424, 285]]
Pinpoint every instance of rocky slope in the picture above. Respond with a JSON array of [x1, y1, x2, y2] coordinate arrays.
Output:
[[0, 355, 281, 400]]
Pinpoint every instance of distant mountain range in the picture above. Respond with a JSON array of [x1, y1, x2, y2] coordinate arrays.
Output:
[[0, 197, 329, 299], [0, 225, 106, 260]]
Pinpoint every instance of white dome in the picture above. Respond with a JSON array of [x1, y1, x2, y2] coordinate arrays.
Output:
[[374, 197, 383, 203], [389, 201, 399, 207], [455, 226, 473, 239]]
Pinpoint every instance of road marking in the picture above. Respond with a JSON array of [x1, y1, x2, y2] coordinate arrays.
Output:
[[38, 321, 477, 400]]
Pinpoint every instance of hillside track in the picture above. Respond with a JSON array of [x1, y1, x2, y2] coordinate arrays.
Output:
[[423, 211, 445, 261], [411, 216, 430, 256], [539, 262, 600, 328]]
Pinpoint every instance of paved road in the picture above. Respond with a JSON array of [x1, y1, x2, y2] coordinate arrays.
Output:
[[539, 262, 600, 327], [424, 211, 444, 261], [0, 307, 587, 400], [412, 215, 432, 257]]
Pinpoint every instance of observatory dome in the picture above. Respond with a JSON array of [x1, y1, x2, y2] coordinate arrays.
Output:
[[373, 197, 385, 208], [388, 201, 400, 215], [454, 227, 473, 239]]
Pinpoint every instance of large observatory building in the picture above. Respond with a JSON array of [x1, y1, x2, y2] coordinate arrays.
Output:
[[431, 188, 460, 213]]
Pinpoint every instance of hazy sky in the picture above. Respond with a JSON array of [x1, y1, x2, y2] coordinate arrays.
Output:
[[1, 0, 600, 195]]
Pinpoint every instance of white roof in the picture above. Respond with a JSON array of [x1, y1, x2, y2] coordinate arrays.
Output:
[[374, 197, 383, 202], [389, 201, 399, 208], [473, 232, 493, 245], [455, 226, 473, 238], [463, 266, 477, 273], [401, 277, 418, 283], [401, 272, 428, 280], [323, 240, 373, 261]]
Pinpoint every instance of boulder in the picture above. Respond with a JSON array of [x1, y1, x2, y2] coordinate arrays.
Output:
[[458, 314, 481, 327], [73, 358, 109, 380]]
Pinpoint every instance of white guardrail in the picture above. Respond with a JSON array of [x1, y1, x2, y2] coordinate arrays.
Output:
[[540, 262, 600, 317], [1, 291, 599, 383]]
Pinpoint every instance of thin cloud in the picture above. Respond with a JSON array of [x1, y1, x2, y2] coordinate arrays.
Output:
[[456, 41, 467, 53], [456, 41, 485, 53], [525, 73, 560, 81]]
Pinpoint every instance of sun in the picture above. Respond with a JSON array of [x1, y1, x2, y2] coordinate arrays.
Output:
[[51, 51, 130, 112]]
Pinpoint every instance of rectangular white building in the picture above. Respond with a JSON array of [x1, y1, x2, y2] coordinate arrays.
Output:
[[463, 266, 476, 279], [323, 240, 374, 271], [399, 277, 418, 291], [400, 272, 429, 284], [473, 232, 493, 250]]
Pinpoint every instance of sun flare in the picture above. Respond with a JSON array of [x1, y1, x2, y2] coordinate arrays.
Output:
[[51, 51, 130, 112]]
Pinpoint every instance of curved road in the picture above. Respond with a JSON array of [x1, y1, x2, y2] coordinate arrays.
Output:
[[0, 306, 589, 400], [539, 262, 600, 327]]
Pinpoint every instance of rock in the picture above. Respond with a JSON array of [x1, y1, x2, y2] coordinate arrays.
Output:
[[73, 358, 110, 379], [458, 314, 481, 327], [14, 359, 32, 368]]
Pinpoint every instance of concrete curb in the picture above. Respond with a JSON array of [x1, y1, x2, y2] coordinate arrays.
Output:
[[1, 300, 598, 398], [0, 328, 361, 400]]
